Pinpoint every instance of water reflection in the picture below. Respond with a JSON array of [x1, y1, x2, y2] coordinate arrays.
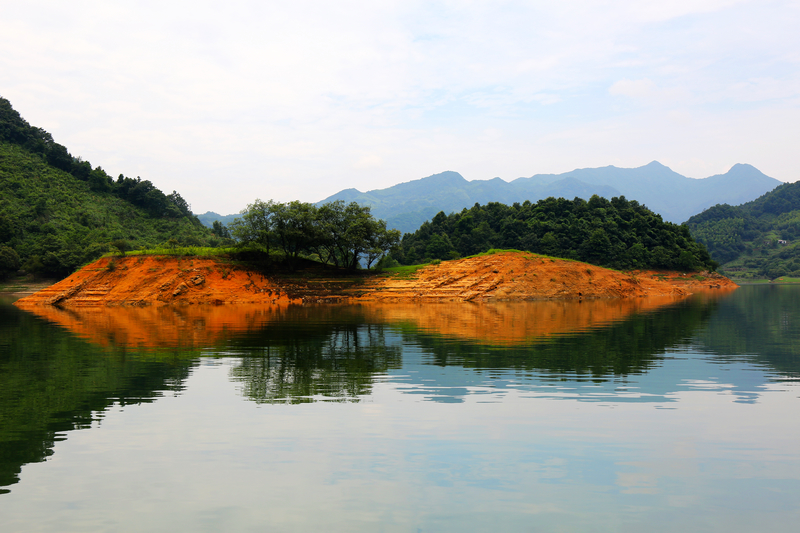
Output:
[[5, 290, 800, 480], [21, 296, 691, 349], [0, 304, 194, 493], [695, 285, 800, 377], [229, 325, 402, 404], [16, 297, 715, 406], [4, 288, 800, 531]]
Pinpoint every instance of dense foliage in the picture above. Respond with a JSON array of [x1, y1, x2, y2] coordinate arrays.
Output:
[[229, 199, 401, 269], [0, 97, 211, 279], [391, 195, 717, 271], [685, 182, 800, 279]]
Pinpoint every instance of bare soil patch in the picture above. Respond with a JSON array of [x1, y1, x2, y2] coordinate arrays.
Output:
[[13, 251, 737, 309]]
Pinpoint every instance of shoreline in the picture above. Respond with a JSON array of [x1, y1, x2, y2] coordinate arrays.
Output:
[[12, 251, 738, 309], [0, 278, 59, 303]]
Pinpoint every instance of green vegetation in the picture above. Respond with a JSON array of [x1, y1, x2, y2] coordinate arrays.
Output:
[[0, 97, 213, 279], [230, 199, 400, 270], [379, 263, 430, 278], [391, 196, 716, 271], [686, 181, 800, 280], [0, 303, 196, 491]]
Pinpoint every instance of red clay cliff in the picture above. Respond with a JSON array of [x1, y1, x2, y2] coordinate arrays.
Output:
[[13, 251, 737, 308]]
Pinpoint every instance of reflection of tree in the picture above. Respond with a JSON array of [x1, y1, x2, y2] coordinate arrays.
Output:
[[6, 289, 795, 494], [228, 324, 402, 403], [695, 285, 800, 377], [400, 297, 717, 379], [0, 304, 194, 492]]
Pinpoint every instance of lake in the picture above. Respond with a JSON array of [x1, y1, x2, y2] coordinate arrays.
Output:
[[1, 286, 799, 532]]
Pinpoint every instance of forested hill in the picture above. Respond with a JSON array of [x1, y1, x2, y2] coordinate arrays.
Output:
[[391, 195, 716, 271], [685, 181, 800, 279], [319, 163, 780, 233], [0, 97, 211, 279]]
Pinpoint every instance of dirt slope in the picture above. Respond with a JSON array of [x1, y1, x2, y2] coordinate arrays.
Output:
[[357, 252, 735, 301], [13, 251, 736, 308]]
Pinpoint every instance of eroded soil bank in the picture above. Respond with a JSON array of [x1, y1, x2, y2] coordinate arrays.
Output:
[[13, 251, 737, 309]]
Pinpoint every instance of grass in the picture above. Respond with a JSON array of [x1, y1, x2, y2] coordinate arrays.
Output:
[[380, 264, 430, 278], [108, 246, 236, 258]]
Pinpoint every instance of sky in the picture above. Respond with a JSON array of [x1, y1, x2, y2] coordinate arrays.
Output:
[[1, 0, 798, 215]]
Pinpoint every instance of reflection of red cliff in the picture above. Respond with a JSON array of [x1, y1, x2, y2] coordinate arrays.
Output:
[[13, 251, 737, 308], [18, 297, 707, 349]]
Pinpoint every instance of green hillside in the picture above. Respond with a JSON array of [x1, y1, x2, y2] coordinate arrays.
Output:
[[392, 195, 716, 271], [685, 182, 800, 280], [0, 97, 212, 279]]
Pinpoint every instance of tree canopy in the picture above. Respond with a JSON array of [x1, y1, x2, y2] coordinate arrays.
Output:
[[0, 97, 211, 278], [391, 195, 716, 271], [229, 199, 400, 269], [685, 181, 800, 279]]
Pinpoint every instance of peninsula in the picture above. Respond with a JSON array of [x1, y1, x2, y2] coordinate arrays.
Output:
[[13, 250, 736, 309]]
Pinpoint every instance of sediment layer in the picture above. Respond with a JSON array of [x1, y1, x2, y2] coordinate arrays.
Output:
[[13, 251, 737, 308]]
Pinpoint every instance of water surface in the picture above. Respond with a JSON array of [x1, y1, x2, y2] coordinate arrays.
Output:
[[2, 287, 799, 531]]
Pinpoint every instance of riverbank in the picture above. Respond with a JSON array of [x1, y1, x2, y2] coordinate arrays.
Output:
[[12, 251, 737, 308]]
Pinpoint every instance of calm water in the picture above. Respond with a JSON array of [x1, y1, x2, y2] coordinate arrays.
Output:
[[1, 286, 799, 532]]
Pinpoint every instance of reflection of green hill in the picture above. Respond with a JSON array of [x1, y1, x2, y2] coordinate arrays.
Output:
[[7, 290, 795, 492], [397, 296, 716, 378], [694, 285, 800, 377], [0, 304, 195, 492]]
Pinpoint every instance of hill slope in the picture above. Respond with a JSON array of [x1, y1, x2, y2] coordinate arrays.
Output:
[[319, 162, 780, 233], [0, 97, 211, 278], [13, 251, 735, 308], [685, 181, 800, 279], [392, 196, 717, 272]]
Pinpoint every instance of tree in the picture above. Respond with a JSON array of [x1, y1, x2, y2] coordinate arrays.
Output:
[[229, 199, 275, 254], [0, 245, 20, 279], [212, 220, 231, 239], [365, 221, 401, 268], [110, 239, 130, 256], [271, 201, 318, 264], [88, 167, 112, 192], [167, 191, 192, 217], [0, 213, 14, 243]]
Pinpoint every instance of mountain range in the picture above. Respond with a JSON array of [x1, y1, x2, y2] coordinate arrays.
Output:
[[314, 162, 781, 234]]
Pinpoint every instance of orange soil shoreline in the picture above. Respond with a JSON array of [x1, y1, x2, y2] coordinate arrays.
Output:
[[13, 251, 737, 309]]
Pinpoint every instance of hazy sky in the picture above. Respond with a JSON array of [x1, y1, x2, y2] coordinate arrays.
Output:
[[2, 0, 798, 214]]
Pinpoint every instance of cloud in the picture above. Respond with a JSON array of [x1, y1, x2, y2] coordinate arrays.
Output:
[[1, 0, 798, 213], [354, 154, 384, 170], [609, 79, 659, 99]]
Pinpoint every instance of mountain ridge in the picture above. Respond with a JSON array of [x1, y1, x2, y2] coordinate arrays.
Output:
[[314, 162, 781, 234]]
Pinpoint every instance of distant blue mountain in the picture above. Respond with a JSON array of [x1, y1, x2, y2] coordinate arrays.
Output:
[[196, 211, 239, 228], [317, 162, 781, 234], [199, 162, 782, 234]]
